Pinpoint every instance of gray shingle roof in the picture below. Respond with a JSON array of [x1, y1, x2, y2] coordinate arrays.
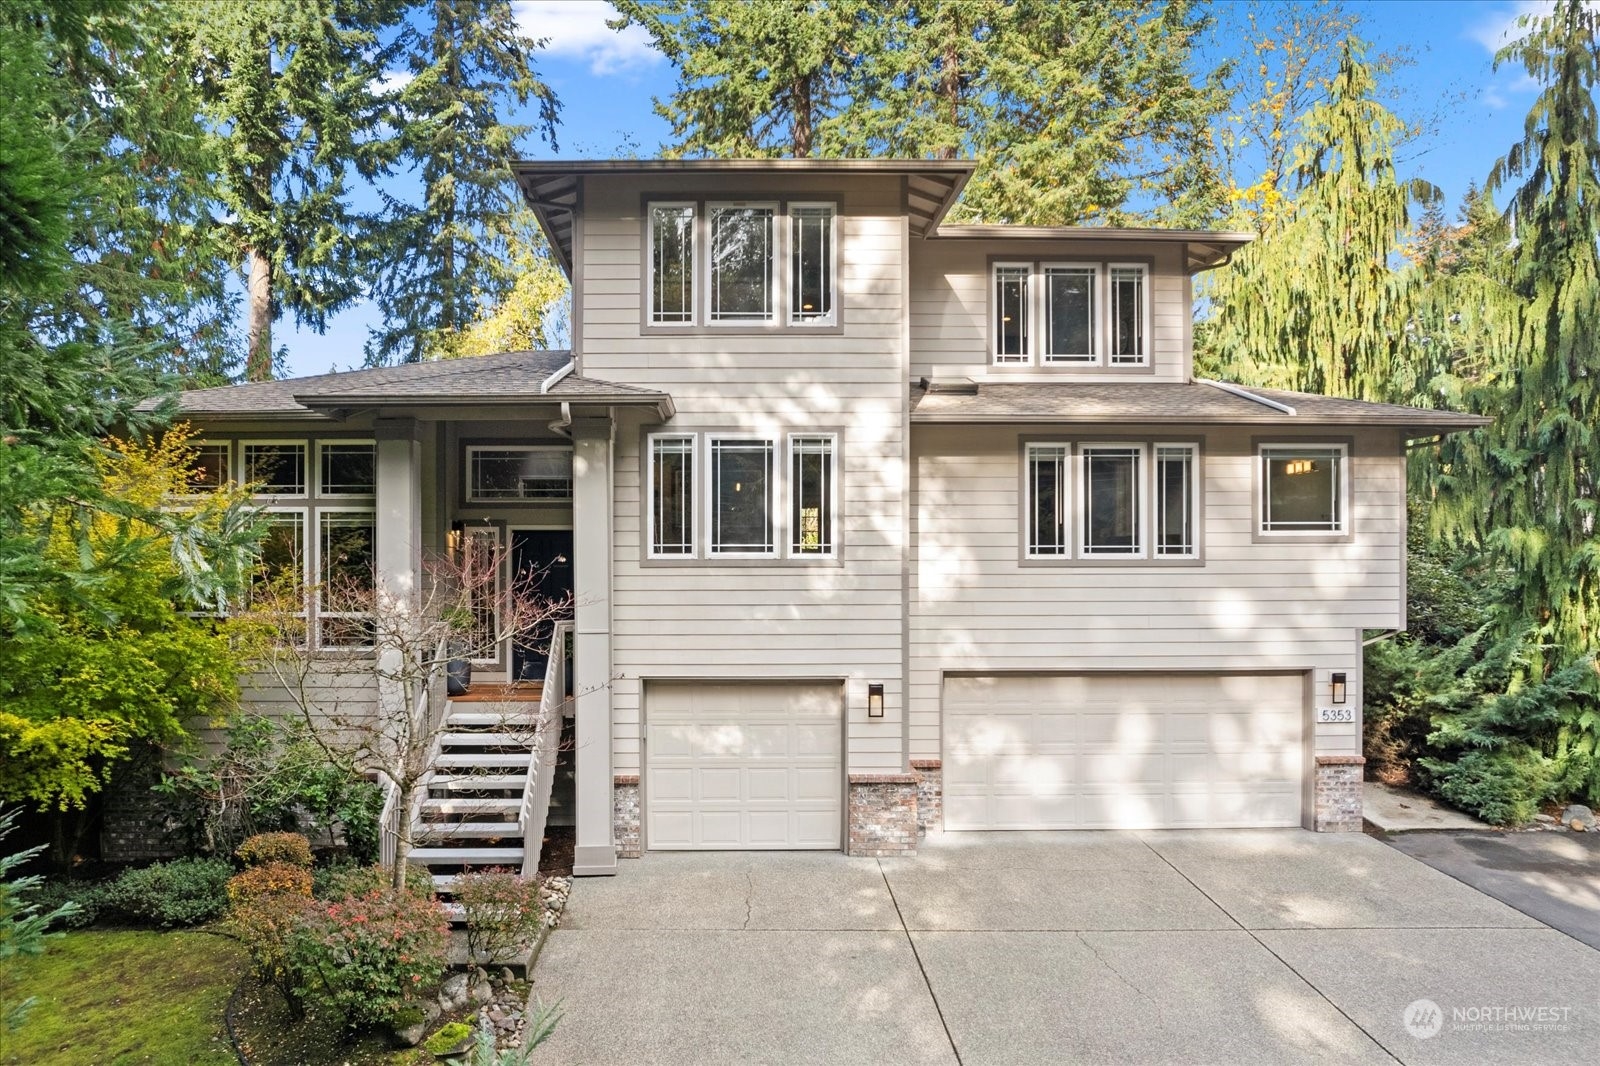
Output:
[[154, 350, 672, 418], [909, 380, 1490, 434]]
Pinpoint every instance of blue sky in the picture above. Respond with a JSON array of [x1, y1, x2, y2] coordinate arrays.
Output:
[[278, 0, 1555, 378]]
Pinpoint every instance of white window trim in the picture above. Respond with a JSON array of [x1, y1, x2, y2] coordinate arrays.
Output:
[[465, 444, 575, 504], [240, 439, 309, 499], [787, 202, 838, 327], [458, 524, 503, 666], [183, 439, 234, 496], [1258, 443, 1351, 536], [991, 261, 1034, 365], [1023, 443, 1070, 559], [647, 201, 698, 326], [1078, 442, 1149, 559], [1152, 442, 1200, 559], [1040, 262, 1101, 365], [314, 505, 377, 650], [705, 201, 779, 327], [1107, 262, 1152, 367], [315, 439, 376, 498], [255, 505, 310, 617], [646, 432, 698, 559], [787, 432, 838, 557], [705, 435, 779, 557]]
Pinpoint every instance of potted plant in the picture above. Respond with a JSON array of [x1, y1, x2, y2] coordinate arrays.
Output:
[[442, 607, 475, 697]]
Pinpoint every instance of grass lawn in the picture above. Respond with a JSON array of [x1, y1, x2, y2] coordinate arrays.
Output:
[[1, 929, 242, 1066]]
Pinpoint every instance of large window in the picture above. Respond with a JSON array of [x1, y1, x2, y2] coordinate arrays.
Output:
[[252, 511, 306, 608], [318, 441, 375, 496], [243, 441, 307, 495], [467, 446, 573, 502], [317, 510, 376, 649], [189, 442, 232, 493], [649, 435, 695, 557], [992, 261, 1149, 367], [649, 203, 695, 325], [647, 431, 839, 561], [645, 200, 836, 330], [790, 205, 836, 326], [1260, 444, 1347, 535], [1023, 440, 1198, 562], [709, 437, 775, 554]]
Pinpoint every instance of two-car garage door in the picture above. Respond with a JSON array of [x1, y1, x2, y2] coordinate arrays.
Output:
[[646, 682, 842, 850], [943, 673, 1304, 830]]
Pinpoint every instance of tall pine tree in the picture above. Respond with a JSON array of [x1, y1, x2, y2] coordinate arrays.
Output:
[[367, 0, 560, 365], [1198, 39, 1437, 402]]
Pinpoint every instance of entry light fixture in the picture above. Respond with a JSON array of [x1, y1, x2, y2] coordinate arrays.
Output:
[[1331, 672, 1347, 704], [867, 684, 884, 718], [1284, 458, 1317, 476]]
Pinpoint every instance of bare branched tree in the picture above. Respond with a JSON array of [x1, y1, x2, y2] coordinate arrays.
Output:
[[249, 535, 572, 888]]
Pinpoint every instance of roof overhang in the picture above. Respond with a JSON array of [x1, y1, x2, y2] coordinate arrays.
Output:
[[511, 159, 976, 277], [295, 390, 675, 419], [930, 225, 1256, 272]]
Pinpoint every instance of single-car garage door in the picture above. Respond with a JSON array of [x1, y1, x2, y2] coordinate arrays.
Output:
[[943, 673, 1303, 830], [646, 682, 842, 849]]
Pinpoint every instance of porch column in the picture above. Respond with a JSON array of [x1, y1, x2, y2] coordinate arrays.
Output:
[[374, 418, 422, 724], [571, 414, 617, 876]]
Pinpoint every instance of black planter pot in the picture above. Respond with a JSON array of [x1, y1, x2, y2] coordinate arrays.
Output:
[[446, 655, 472, 697]]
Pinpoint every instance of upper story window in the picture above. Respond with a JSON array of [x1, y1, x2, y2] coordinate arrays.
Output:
[[243, 441, 307, 496], [318, 441, 375, 496], [1259, 444, 1348, 536], [645, 200, 837, 331], [648, 431, 839, 561], [467, 446, 573, 502], [188, 441, 233, 493], [1024, 440, 1198, 562], [993, 261, 1149, 368]]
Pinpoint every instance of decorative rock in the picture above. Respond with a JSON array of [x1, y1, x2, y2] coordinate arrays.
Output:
[[471, 977, 494, 1005], [500, 967, 516, 984], [1535, 813, 1557, 823], [438, 972, 472, 1012], [1560, 804, 1594, 830], [396, 1018, 429, 1047]]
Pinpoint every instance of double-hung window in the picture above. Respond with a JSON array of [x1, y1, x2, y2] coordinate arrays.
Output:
[[1024, 440, 1198, 561], [646, 201, 836, 329], [1259, 444, 1348, 535], [648, 432, 839, 560], [992, 261, 1149, 367]]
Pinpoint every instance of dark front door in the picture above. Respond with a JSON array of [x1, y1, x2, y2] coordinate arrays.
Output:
[[510, 529, 573, 682]]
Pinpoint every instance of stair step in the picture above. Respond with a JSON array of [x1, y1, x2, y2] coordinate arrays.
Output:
[[408, 846, 525, 864], [420, 798, 522, 813], [413, 821, 522, 837], [446, 712, 538, 729], [433, 753, 533, 768], [430, 774, 528, 791], [439, 732, 533, 747]]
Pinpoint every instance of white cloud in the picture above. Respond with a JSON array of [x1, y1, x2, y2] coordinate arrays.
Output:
[[374, 69, 415, 96], [1465, 1, 1550, 54], [513, 1, 662, 77]]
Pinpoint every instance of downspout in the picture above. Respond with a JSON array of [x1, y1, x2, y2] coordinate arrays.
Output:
[[542, 360, 576, 438], [548, 401, 572, 440]]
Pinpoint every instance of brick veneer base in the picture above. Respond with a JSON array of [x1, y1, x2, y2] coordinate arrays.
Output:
[[847, 774, 919, 856], [910, 759, 943, 835], [1313, 755, 1365, 832], [614, 775, 641, 858]]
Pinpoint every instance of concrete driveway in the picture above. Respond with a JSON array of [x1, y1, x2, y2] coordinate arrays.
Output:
[[530, 831, 1600, 1065]]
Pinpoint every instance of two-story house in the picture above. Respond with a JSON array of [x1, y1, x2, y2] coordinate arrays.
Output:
[[166, 159, 1487, 877]]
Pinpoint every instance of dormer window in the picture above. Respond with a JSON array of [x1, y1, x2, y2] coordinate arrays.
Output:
[[991, 260, 1149, 368], [644, 200, 837, 331]]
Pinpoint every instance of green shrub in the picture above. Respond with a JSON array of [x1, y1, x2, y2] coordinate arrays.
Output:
[[23, 879, 105, 929], [336, 781, 383, 865], [237, 832, 313, 869], [453, 869, 544, 966], [313, 861, 432, 901], [284, 887, 449, 1031], [101, 858, 232, 928], [227, 890, 314, 1015], [1418, 746, 1561, 825], [424, 1021, 473, 1055]]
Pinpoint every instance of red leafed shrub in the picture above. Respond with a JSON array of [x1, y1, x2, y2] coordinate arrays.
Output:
[[284, 886, 449, 1030], [453, 868, 545, 966], [227, 861, 314, 903], [236, 831, 313, 869], [228, 892, 315, 1014]]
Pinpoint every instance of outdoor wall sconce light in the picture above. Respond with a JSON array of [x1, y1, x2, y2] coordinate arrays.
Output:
[[867, 684, 884, 718], [1331, 672, 1348, 704]]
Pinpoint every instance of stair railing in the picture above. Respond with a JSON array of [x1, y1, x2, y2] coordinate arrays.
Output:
[[521, 618, 573, 877]]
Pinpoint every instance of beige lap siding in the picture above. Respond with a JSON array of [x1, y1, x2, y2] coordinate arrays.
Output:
[[578, 172, 913, 778], [908, 424, 1405, 764]]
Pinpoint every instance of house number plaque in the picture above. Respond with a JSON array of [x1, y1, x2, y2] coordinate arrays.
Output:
[[1316, 707, 1355, 723]]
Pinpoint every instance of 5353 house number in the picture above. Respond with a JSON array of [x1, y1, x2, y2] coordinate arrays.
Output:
[[1316, 707, 1355, 724]]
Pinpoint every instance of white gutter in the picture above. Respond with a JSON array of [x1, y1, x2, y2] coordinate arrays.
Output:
[[1197, 378, 1298, 416], [1363, 629, 1402, 647], [548, 401, 572, 440], [539, 359, 575, 395]]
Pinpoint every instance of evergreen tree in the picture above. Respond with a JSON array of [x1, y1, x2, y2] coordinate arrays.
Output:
[[367, 0, 561, 365], [1198, 39, 1437, 402], [1439, 0, 1600, 672], [184, 0, 403, 381]]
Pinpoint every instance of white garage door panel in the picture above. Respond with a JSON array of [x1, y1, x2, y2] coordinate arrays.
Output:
[[647, 682, 842, 850], [944, 674, 1303, 830]]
